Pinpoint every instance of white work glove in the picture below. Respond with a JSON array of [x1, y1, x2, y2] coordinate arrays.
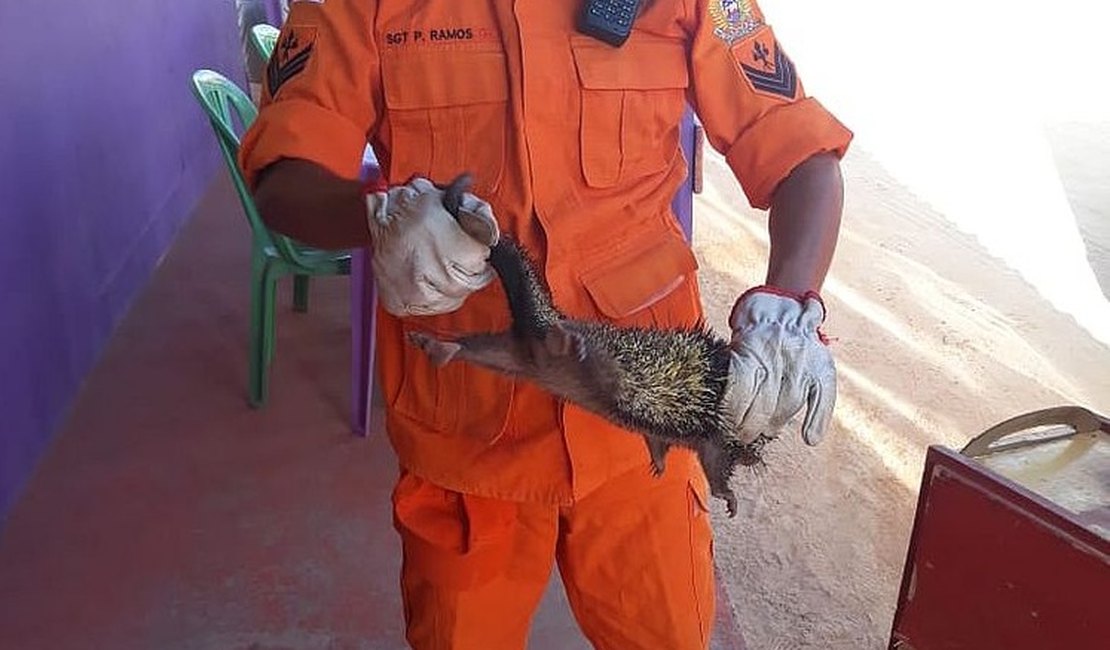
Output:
[[365, 177, 500, 317], [721, 287, 836, 446]]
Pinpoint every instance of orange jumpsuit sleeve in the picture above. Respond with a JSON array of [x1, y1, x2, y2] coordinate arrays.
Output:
[[237, 0, 381, 187], [683, 0, 853, 209]]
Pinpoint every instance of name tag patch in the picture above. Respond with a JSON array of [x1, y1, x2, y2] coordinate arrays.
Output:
[[384, 26, 499, 48]]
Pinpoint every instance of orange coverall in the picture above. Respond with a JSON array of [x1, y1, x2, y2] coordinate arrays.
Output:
[[239, 1, 852, 647]]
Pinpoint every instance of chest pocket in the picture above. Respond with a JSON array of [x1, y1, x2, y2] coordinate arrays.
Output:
[[577, 226, 703, 331], [381, 50, 509, 193], [571, 35, 689, 189]]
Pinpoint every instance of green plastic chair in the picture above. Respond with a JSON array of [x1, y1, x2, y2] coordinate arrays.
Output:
[[249, 23, 280, 61], [243, 25, 383, 436], [190, 68, 351, 408]]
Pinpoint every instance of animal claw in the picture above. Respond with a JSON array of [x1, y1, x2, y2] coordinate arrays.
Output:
[[710, 486, 739, 518], [407, 331, 461, 367]]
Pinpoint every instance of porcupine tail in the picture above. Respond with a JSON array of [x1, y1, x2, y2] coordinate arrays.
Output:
[[442, 172, 563, 340]]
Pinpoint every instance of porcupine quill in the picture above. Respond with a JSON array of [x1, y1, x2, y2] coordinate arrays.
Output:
[[408, 172, 772, 516]]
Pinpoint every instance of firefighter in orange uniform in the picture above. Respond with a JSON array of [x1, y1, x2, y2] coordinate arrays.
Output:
[[239, 0, 852, 647]]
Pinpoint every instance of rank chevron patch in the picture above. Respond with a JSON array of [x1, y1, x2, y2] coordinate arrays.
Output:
[[266, 27, 317, 99], [735, 29, 798, 101]]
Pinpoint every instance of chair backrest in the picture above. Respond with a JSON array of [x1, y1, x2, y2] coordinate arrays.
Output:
[[189, 68, 306, 265], [250, 23, 281, 62]]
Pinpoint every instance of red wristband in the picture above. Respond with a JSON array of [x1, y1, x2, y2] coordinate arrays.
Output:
[[736, 285, 833, 344], [362, 174, 388, 195], [738, 284, 826, 313]]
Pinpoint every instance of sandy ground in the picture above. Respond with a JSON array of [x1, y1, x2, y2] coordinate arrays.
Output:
[[692, 3, 1110, 646], [694, 137, 1110, 648]]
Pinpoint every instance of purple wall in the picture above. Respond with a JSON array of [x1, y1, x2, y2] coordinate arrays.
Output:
[[0, 1, 245, 521]]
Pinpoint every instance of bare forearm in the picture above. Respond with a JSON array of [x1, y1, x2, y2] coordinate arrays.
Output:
[[252, 158, 371, 250], [764, 152, 844, 294]]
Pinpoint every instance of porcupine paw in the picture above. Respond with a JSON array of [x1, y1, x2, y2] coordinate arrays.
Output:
[[713, 487, 739, 518], [407, 331, 462, 367], [544, 322, 588, 362], [644, 437, 670, 478]]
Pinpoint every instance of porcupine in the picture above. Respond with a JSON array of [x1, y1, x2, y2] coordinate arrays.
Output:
[[407, 172, 772, 517]]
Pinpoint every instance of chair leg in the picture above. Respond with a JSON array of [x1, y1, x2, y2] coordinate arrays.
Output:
[[350, 249, 380, 436], [262, 266, 279, 371], [248, 253, 268, 409], [293, 274, 310, 313], [363, 281, 379, 431]]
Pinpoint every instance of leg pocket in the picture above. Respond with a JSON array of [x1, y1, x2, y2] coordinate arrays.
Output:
[[392, 470, 519, 590], [687, 476, 717, 645], [558, 458, 717, 649], [392, 470, 559, 649]]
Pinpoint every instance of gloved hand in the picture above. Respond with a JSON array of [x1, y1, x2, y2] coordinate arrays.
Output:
[[365, 177, 500, 317], [721, 286, 837, 447]]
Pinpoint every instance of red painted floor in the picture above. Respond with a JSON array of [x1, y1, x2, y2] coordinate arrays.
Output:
[[0, 175, 745, 649]]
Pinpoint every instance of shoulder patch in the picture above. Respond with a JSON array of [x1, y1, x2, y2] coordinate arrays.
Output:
[[266, 26, 318, 99], [733, 26, 798, 101], [709, 0, 762, 45]]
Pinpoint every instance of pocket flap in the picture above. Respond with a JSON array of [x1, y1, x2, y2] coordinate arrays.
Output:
[[383, 50, 509, 109], [579, 231, 699, 320], [571, 36, 689, 90]]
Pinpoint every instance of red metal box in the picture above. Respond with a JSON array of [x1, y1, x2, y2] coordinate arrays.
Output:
[[889, 407, 1109, 649]]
